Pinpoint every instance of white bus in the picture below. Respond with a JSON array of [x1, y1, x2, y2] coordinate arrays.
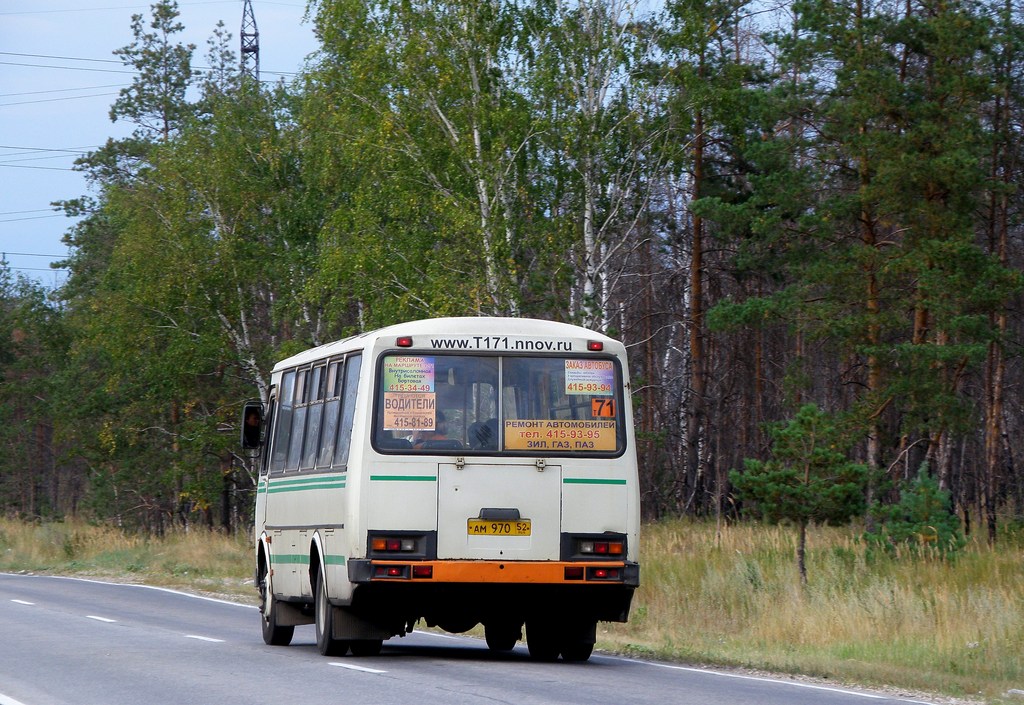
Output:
[[242, 317, 640, 661]]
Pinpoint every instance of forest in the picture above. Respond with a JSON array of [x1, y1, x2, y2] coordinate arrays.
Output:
[[0, 0, 1021, 541]]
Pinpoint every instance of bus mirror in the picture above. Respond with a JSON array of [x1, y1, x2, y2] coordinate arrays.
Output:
[[241, 401, 264, 449]]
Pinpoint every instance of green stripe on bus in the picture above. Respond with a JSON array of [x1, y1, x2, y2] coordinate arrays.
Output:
[[269, 476, 345, 486], [563, 478, 627, 485], [267, 482, 345, 494], [369, 475, 437, 482], [270, 554, 345, 566], [263, 477, 346, 494], [271, 554, 309, 565]]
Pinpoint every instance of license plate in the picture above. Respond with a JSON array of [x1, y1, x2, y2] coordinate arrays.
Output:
[[467, 519, 531, 536]]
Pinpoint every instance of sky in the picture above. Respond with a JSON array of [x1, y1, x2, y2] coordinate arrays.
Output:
[[0, 0, 319, 289]]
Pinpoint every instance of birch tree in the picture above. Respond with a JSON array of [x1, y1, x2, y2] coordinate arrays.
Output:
[[307, 0, 536, 319], [524, 0, 664, 330]]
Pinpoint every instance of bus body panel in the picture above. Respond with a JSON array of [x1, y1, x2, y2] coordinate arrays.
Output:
[[436, 462, 561, 560], [365, 458, 439, 531], [560, 473, 630, 536], [251, 317, 640, 655]]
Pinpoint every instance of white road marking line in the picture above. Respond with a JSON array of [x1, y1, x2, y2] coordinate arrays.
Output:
[[32, 574, 256, 609], [10, 599, 34, 606], [184, 635, 224, 643], [329, 662, 388, 675], [633, 659, 935, 703], [0, 692, 30, 705], [86, 615, 117, 623]]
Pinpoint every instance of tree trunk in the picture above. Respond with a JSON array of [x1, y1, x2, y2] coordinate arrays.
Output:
[[797, 521, 808, 585], [686, 101, 706, 512]]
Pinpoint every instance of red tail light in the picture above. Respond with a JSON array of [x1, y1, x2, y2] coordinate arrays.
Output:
[[371, 536, 418, 553], [579, 539, 625, 556]]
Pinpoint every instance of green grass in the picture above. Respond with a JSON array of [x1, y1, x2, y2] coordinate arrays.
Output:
[[2, 517, 1020, 702]]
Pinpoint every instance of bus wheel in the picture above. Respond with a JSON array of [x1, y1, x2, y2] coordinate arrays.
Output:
[[315, 571, 349, 657], [259, 566, 293, 646], [484, 621, 521, 652], [350, 639, 383, 657], [559, 620, 597, 662], [525, 620, 560, 662]]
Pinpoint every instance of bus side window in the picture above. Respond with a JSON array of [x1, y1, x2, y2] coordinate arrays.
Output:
[[301, 364, 327, 469], [286, 368, 309, 470], [316, 359, 343, 468], [270, 371, 295, 473], [333, 354, 362, 468]]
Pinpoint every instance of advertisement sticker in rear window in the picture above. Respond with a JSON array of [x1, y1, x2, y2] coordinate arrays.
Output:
[[504, 420, 617, 452], [564, 359, 614, 396], [383, 392, 437, 431], [383, 356, 435, 393]]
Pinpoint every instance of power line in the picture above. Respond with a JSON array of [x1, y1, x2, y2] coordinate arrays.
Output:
[[0, 154, 81, 165], [0, 210, 60, 217], [0, 2, 239, 16], [1, 252, 68, 258], [0, 163, 76, 172], [0, 92, 120, 108], [0, 145, 99, 153], [0, 83, 128, 99], [2, 266, 70, 273], [0, 59, 135, 75], [0, 51, 297, 79], [0, 51, 122, 65], [0, 215, 66, 223]]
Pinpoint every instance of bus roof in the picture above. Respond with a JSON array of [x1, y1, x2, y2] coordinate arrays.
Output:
[[271, 317, 621, 372]]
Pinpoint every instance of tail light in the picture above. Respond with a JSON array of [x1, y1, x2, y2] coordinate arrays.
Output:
[[589, 567, 622, 580], [579, 539, 624, 556], [372, 537, 417, 552]]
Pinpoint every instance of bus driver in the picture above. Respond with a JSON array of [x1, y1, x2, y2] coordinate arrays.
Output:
[[412, 410, 448, 448]]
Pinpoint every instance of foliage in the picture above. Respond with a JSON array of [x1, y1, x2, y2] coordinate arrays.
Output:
[[864, 469, 967, 559], [731, 405, 868, 525], [2, 0, 1023, 538], [110, 0, 195, 139], [730, 405, 868, 582]]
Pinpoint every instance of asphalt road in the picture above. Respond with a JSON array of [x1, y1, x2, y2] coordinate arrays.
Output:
[[0, 573, 937, 705]]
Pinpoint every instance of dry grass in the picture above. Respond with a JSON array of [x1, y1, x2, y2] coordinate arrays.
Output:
[[601, 519, 1024, 703], [0, 518, 255, 602], [2, 517, 1021, 702]]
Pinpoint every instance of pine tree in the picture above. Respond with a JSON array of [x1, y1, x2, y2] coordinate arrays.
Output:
[[865, 468, 967, 558], [731, 405, 868, 583], [110, 0, 195, 141]]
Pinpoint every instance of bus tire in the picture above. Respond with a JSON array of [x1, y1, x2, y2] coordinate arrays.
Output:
[[315, 571, 349, 657], [559, 619, 597, 662], [259, 564, 294, 646], [350, 639, 383, 657], [525, 620, 560, 662], [559, 640, 594, 662], [484, 621, 521, 652]]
